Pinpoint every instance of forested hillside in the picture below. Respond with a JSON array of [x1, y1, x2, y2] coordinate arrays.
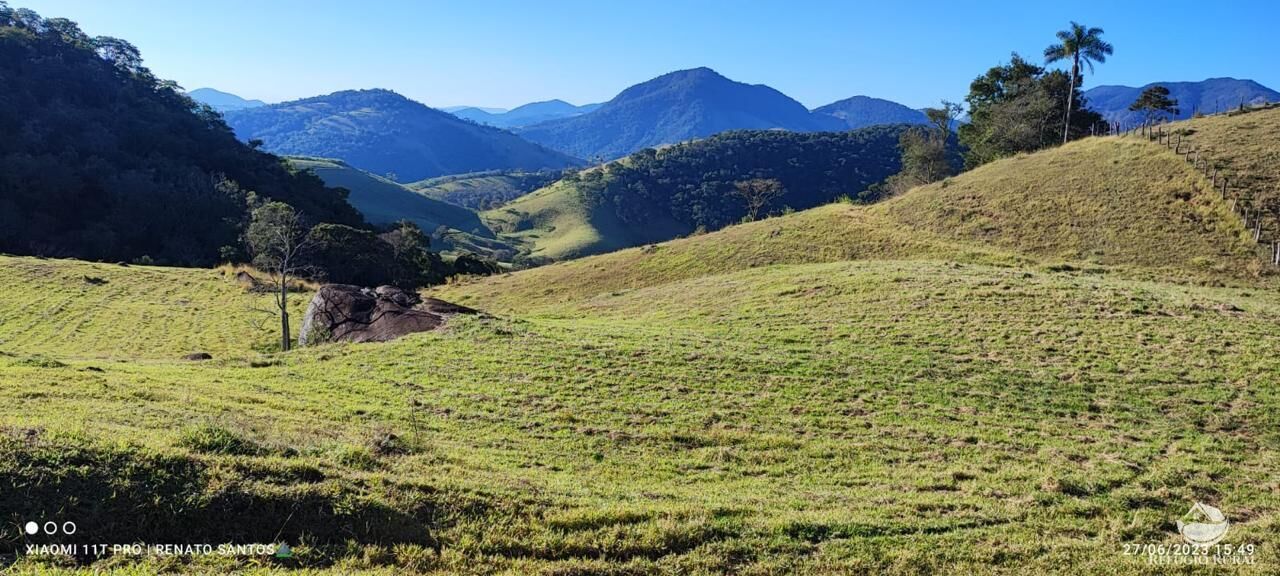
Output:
[[488, 125, 946, 259], [0, 7, 364, 266]]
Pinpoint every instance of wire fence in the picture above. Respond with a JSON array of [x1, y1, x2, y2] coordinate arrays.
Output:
[[1101, 103, 1280, 266]]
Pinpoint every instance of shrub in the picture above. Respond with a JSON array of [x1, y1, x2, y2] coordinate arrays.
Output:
[[176, 425, 265, 456]]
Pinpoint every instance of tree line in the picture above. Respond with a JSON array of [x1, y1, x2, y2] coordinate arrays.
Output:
[[885, 21, 1125, 189], [0, 3, 490, 297]]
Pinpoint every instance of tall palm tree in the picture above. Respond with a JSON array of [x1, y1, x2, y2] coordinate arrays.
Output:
[[1044, 22, 1113, 144]]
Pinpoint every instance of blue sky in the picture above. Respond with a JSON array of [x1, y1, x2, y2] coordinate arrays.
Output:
[[16, 0, 1280, 110]]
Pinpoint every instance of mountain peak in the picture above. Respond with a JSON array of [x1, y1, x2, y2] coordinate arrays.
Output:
[[1083, 78, 1279, 121], [187, 87, 266, 112], [812, 95, 929, 129], [518, 68, 842, 159], [223, 90, 581, 182]]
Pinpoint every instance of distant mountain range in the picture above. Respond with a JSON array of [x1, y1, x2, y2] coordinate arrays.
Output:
[[451, 100, 602, 128], [223, 89, 582, 182], [812, 95, 931, 129], [442, 105, 506, 114], [517, 67, 846, 160], [187, 88, 266, 112], [209, 74, 1278, 181], [1084, 78, 1280, 123]]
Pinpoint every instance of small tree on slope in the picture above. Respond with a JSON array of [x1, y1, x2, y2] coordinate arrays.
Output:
[[246, 202, 312, 352], [1129, 86, 1180, 123]]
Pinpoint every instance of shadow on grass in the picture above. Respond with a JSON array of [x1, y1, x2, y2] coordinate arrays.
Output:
[[0, 435, 447, 565]]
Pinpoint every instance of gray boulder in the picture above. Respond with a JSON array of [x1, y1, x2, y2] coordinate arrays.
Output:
[[298, 284, 476, 346]]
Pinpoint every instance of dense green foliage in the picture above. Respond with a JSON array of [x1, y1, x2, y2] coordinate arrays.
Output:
[[307, 221, 449, 288], [882, 104, 963, 195], [409, 169, 568, 210], [0, 6, 364, 266], [569, 125, 944, 232], [958, 54, 1103, 167], [224, 89, 582, 183], [517, 67, 844, 160], [1128, 85, 1180, 122]]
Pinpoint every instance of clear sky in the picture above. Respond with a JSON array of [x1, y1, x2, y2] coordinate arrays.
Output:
[[15, 0, 1280, 110]]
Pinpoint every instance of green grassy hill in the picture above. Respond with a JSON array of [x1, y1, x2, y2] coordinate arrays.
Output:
[[447, 136, 1260, 311], [483, 175, 690, 261], [5, 113, 1280, 574], [408, 170, 564, 211], [0, 258, 309, 360], [1164, 105, 1280, 240], [4, 255, 1280, 574], [289, 157, 490, 236], [289, 157, 525, 258]]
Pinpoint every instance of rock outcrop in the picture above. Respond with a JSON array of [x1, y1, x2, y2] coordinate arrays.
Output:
[[298, 284, 476, 346]]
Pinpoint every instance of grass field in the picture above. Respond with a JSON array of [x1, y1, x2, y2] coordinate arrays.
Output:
[[1163, 106, 1280, 241], [4, 257, 1280, 574], [4, 115, 1280, 574]]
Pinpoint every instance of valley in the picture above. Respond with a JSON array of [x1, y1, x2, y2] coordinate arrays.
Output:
[[2, 3, 1279, 574], [6, 109, 1280, 573]]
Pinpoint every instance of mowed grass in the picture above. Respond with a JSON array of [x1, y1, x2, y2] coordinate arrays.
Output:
[[0, 258, 309, 359], [3, 258, 1280, 574]]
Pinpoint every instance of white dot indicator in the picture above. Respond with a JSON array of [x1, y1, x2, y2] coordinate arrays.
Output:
[[24, 521, 38, 535]]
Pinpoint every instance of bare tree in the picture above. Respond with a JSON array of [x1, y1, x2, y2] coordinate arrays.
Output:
[[733, 179, 786, 222], [246, 202, 312, 351]]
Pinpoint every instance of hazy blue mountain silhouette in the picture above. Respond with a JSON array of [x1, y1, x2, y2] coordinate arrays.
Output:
[[188, 87, 266, 112], [517, 67, 845, 159], [451, 99, 600, 128], [1085, 78, 1280, 123], [813, 95, 930, 129], [224, 89, 581, 182]]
